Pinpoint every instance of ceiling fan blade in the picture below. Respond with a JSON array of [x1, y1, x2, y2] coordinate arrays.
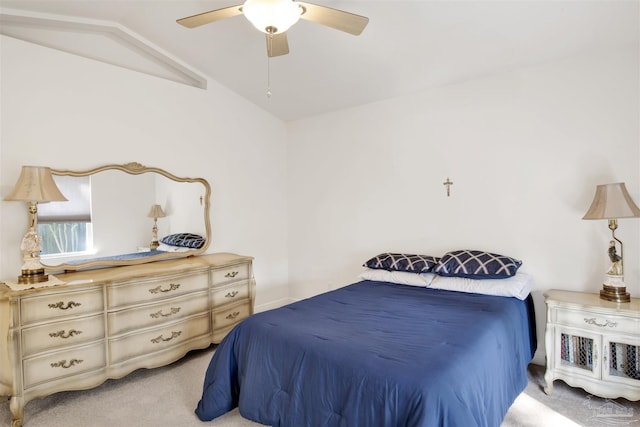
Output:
[[297, 2, 369, 35], [177, 5, 243, 29], [266, 33, 289, 57]]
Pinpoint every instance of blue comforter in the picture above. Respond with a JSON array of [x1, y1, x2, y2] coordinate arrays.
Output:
[[196, 280, 536, 427]]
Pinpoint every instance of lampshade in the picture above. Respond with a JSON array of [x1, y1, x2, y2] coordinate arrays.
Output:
[[148, 204, 166, 219], [582, 183, 640, 220], [4, 166, 67, 203], [243, 0, 302, 34]]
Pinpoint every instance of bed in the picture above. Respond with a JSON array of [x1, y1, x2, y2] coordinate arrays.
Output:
[[195, 253, 536, 427]]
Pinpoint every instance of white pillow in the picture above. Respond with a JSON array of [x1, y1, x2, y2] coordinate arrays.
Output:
[[359, 268, 435, 287], [157, 243, 191, 253], [428, 272, 532, 300]]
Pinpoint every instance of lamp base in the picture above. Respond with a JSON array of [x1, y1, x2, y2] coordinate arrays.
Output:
[[600, 284, 630, 303], [17, 268, 49, 284], [4, 274, 64, 290], [150, 241, 159, 250]]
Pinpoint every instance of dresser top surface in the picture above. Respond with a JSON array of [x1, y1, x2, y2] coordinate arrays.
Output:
[[0, 252, 252, 296], [544, 289, 640, 313]]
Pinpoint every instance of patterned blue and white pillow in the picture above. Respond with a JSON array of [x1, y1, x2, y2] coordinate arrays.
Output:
[[433, 249, 522, 279], [160, 233, 206, 249], [363, 253, 440, 273]]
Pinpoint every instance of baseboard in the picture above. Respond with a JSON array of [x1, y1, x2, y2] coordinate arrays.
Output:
[[255, 297, 296, 313], [531, 351, 545, 366]]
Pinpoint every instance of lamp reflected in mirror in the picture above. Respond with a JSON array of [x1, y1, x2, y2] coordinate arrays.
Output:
[[583, 182, 640, 302], [4, 166, 68, 284], [148, 204, 166, 250]]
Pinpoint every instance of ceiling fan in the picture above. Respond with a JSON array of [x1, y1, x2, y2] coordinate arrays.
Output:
[[177, 0, 369, 57]]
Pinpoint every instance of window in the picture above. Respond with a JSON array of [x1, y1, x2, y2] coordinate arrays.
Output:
[[37, 175, 93, 256]]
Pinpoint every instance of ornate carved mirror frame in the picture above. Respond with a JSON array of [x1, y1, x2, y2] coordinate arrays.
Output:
[[41, 162, 211, 272]]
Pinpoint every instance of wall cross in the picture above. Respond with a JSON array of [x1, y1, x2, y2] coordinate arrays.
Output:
[[443, 177, 453, 197]]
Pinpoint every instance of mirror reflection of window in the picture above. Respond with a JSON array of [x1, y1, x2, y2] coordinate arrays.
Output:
[[37, 175, 93, 256]]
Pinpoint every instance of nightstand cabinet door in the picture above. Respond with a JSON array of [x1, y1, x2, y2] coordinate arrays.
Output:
[[553, 327, 601, 381], [603, 337, 640, 388]]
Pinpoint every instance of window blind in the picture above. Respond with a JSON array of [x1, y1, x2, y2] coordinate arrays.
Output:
[[38, 175, 92, 223]]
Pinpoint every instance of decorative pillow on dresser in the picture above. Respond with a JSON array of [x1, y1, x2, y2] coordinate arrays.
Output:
[[160, 233, 206, 249]]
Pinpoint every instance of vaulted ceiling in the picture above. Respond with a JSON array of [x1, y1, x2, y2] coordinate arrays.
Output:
[[1, 1, 638, 121]]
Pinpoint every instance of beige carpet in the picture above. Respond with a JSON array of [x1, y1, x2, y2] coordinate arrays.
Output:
[[0, 346, 637, 426]]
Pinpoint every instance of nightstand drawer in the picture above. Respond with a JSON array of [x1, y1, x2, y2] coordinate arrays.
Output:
[[108, 313, 210, 364], [107, 271, 209, 308], [211, 280, 250, 307], [21, 287, 103, 324], [23, 342, 106, 389], [556, 309, 640, 336], [108, 291, 209, 335], [22, 314, 105, 357], [211, 263, 250, 286]]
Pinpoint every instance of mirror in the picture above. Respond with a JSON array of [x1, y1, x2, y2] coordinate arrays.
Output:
[[41, 162, 211, 272]]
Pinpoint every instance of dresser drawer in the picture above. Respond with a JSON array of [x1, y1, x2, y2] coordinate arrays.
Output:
[[211, 263, 250, 286], [22, 314, 105, 357], [555, 308, 640, 336], [20, 287, 103, 325], [108, 291, 209, 335], [213, 301, 251, 330], [107, 271, 208, 308], [23, 342, 106, 389], [212, 302, 250, 343], [211, 280, 250, 307], [109, 313, 211, 364]]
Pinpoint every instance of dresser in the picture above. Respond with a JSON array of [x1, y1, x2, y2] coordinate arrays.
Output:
[[543, 289, 640, 400], [0, 252, 255, 427]]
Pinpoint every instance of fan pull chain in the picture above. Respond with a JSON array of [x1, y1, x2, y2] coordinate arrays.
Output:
[[266, 34, 272, 98], [267, 57, 272, 98]]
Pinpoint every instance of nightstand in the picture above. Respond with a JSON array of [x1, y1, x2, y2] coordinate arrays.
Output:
[[543, 289, 639, 400]]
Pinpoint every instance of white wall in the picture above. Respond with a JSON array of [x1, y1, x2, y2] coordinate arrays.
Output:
[[2, 34, 638, 366], [287, 46, 640, 364], [0, 35, 290, 309]]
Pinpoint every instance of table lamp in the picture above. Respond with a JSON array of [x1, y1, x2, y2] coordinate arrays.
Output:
[[148, 204, 166, 250], [583, 182, 640, 302], [4, 166, 68, 284]]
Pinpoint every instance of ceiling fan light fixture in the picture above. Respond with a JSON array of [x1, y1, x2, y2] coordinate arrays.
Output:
[[243, 0, 302, 34]]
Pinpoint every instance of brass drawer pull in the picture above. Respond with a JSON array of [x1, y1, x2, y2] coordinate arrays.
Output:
[[150, 331, 182, 344], [225, 271, 239, 278], [49, 329, 83, 339], [148, 283, 180, 294], [48, 301, 82, 310], [584, 317, 617, 328], [226, 311, 240, 320], [150, 307, 181, 319], [50, 359, 83, 369], [225, 290, 239, 298]]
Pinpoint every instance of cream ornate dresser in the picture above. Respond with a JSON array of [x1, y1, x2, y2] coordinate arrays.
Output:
[[543, 289, 640, 400], [0, 252, 255, 427]]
